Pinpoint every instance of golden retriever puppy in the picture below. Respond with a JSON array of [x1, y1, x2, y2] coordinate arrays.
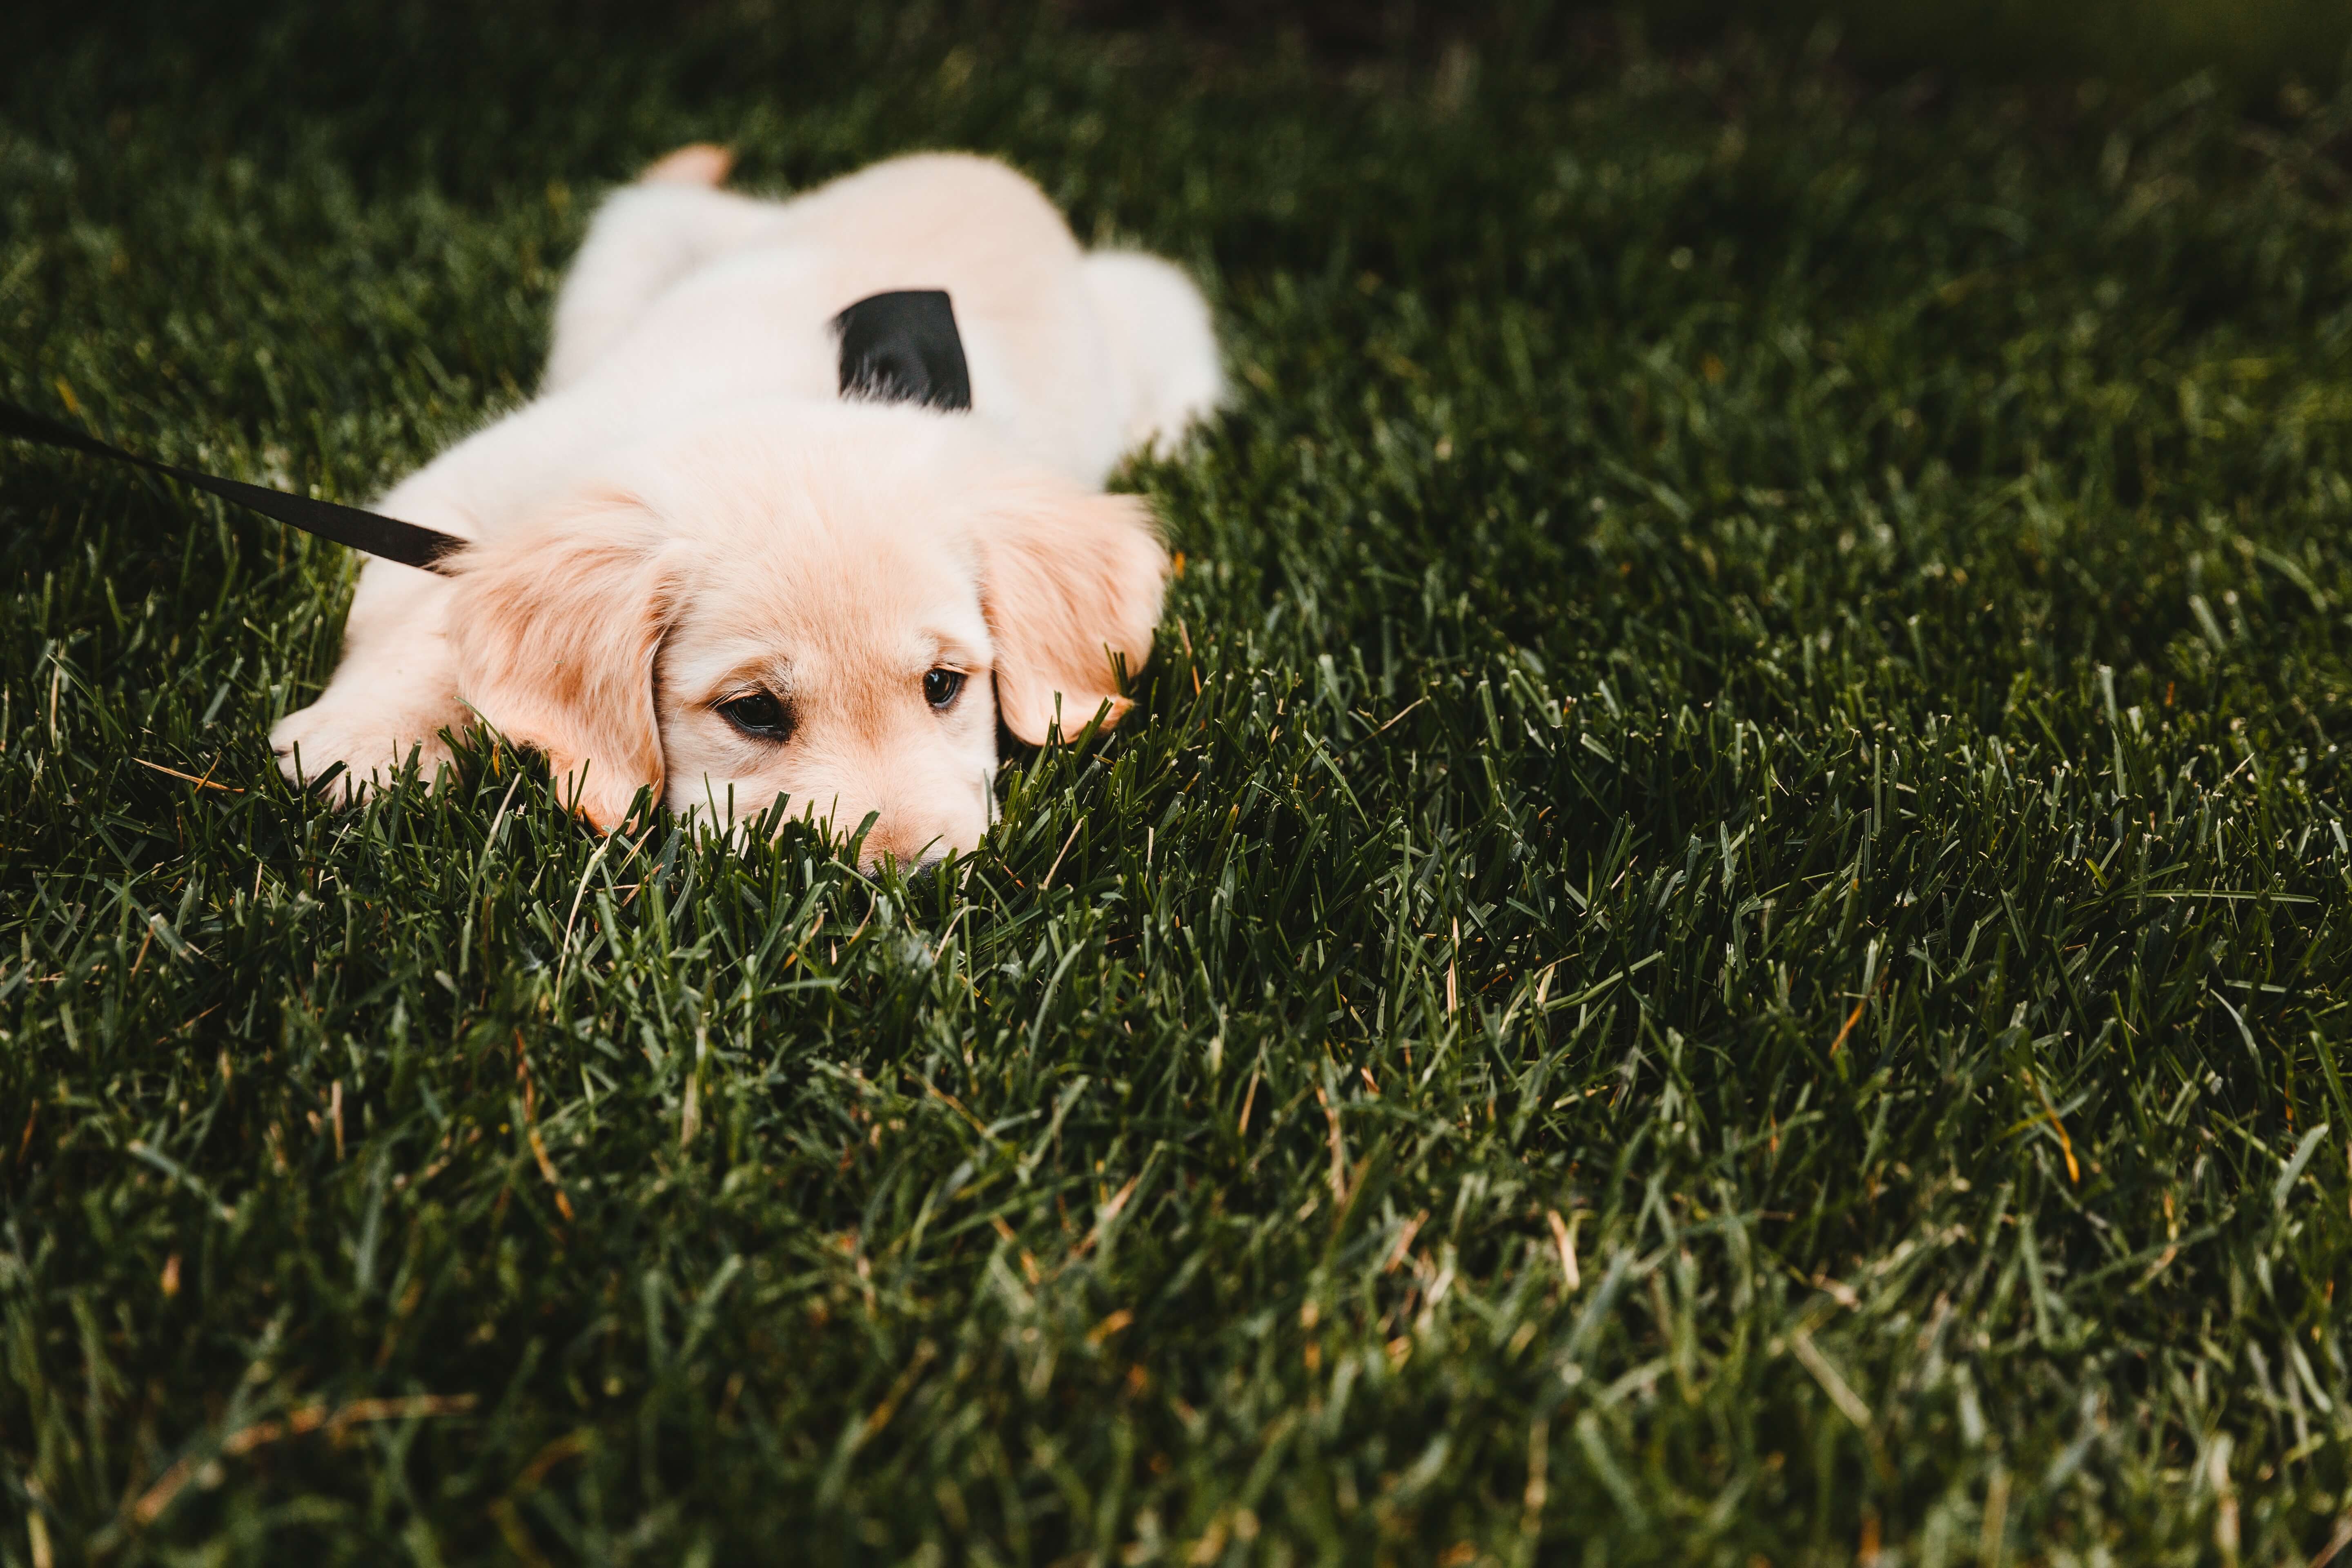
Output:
[[270, 149, 1222, 867]]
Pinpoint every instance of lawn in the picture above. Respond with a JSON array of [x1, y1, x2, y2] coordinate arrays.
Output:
[[5, 3, 2352, 1563]]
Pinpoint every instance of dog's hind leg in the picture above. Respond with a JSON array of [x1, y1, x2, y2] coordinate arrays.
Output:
[[639, 143, 733, 187], [1081, 251, 1225, 459], [541, 151, 784, 392]]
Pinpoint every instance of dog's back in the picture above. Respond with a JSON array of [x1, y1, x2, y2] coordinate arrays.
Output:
[[540, 152, 1207, 486]]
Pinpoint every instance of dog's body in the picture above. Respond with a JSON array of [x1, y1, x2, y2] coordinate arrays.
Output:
[[272, 150, 1220, 864]]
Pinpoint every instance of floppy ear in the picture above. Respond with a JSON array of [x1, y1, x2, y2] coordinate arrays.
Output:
[[447, 492, 679, 831], [978, 478, 1169, 744]]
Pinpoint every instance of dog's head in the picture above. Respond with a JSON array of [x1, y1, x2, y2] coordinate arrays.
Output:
[[445, 405, 1166, 866]]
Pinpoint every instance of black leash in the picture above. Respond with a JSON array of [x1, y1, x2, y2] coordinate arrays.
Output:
[[0, 396, 467, 573], [0, 288, 970, 575]]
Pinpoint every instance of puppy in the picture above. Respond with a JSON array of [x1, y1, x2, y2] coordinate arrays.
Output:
[[270, 148, 1221, 867]]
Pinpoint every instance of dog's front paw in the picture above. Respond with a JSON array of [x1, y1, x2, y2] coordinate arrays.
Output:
[[270, 701, 462, 801]]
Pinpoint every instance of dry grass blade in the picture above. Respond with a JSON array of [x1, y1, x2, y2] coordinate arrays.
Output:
[[130, 1396, 478, 1525]]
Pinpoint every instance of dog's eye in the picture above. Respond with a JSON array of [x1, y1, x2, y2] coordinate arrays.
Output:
[[718, 691, 791, 740], [923, 668, 967, 710]]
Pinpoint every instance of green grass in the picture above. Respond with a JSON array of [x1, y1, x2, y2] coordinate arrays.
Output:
[[7, 4, 2352, 1562], [1730, 0, 2352, 100]]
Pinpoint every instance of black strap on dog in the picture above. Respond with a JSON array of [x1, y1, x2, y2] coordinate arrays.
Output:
[[835, 290, 971, 412], [0, 290, 970, 573], [0, 396, 468, 572]]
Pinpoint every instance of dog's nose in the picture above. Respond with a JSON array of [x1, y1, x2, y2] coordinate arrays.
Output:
[[858, 852, 947, 890]]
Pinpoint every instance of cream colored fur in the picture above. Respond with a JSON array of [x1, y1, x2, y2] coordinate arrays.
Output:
[[271, 149, 1222, 866]]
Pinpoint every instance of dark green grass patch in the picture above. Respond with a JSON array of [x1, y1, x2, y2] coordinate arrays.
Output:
[[6, 4, 2352, 1563]]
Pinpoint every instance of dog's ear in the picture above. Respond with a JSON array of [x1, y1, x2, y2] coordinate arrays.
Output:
[[977, 476, 1169, 745], [448, 491, 679, 831]]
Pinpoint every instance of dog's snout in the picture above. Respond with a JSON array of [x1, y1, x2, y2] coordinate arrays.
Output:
[[853, 855, 950, 908], [858, 845, 949, 882]]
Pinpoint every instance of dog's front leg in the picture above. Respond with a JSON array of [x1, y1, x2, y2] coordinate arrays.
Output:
[[271, 550, 471, 799]]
